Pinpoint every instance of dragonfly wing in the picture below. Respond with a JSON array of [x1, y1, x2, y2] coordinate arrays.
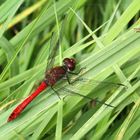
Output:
[[46, 17, 66, 72], [46, 32, 59, 71]]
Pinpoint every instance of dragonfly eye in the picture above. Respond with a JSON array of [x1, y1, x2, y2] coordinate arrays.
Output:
[[63, 58, 76, 71]]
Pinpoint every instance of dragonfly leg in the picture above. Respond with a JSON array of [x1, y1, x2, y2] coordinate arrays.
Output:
[[51, 86, 61, 100], [62, 77, 86, 82], [68, 67, 86, 75], [65, 73, 79, 85], [65, 73, 71, 84], [64, 72, 87, 85]]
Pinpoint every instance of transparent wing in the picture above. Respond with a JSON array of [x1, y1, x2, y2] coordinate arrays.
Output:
[[62, 87, 114, 107], [46, 17, 65, 72], [46, 32, 59, 71]]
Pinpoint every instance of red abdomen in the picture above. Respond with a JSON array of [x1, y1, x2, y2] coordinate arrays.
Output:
[[45, 66, 66, 86], [7, 81, 47, 122]]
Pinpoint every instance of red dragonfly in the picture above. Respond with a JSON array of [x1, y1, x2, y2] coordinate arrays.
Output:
[[8, 21, 120, 122], [8, 57, 76, 122], [8, 56, 115, 122], [8, 21, 81, 122]]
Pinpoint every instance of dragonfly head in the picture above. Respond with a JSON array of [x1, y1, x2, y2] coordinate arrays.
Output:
[[63, 58, 76, 71]]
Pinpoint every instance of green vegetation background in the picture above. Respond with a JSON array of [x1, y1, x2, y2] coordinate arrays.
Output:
[[0, 0, 140, 140]]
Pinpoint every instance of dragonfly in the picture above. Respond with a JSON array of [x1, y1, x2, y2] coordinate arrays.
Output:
[[7, 20, 79, 122], [7, 20, 125, 122], [8, 57, 77, 122]]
